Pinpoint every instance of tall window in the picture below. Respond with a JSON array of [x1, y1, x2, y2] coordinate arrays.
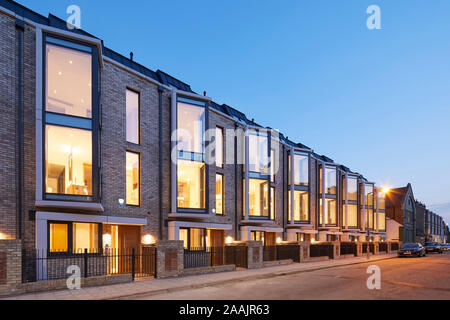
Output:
[[248, 130, 269, 174], [126, 152, 140, 206], [320, 165, 337, 226], [364, 184, 375, 229], [377, 190, 386, 231], [343, 176, 358, 228], [44, 36, 98, 202], [177, 98, 207, 211], [215, 127, 224, 168], [126, 89, 140, 144], [270, 187, 276, 220], [289, 152, 310, 223], [216, 174, 224, 215]]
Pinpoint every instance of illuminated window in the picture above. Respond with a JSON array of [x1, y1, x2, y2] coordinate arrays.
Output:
[[289, 190, 309, 222], [379, 212, 386, 231], [177, 160, 205, 209], [49, 223, 68, 253], [45, 125, 92, 196], [251, 231, 265, 243], [44, 36, 97, 202], [244, 179, 269, 218], [180, 228, 206, 250], [126, 89, 140, 144], [73, 223, 99, 253], [216, 174, 224, 215], [270, 187, 276, 220], [346, 177, 358, 201], [126, 152, 140, 206], [46, 43, 92, 118], [320, 198, 337, 225], [215, 127, 224, 167], [378, 192, 386, 210], [347, 204, 358, 228]]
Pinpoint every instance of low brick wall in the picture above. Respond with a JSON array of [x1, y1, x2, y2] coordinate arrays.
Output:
[[181, 265, 235, 277], [262, 259, 293, 268], [0, 274, 131, 297]]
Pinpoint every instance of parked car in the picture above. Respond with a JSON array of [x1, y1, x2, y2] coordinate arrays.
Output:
[[423, 242, 443, 254], [398, 243, 426, 257], [441, 243, 450, 251]]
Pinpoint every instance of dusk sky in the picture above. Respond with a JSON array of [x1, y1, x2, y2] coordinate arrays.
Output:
[[21, 0, 450, 223]]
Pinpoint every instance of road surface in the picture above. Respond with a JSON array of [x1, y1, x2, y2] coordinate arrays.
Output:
[[132, 252, 450, 300]]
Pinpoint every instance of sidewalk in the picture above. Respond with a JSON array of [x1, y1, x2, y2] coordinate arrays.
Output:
[[2, 253, 397, 300]]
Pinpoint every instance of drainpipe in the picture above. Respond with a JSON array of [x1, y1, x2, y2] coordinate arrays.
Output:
[[234, 123, 239, 240], [170, 90, 177, 216], [158, 85, 164, 240], [290, 148, 295, 225], [244, 126, 249, 222], [16, 19, 24, 240], [321, 161, 326, 229]]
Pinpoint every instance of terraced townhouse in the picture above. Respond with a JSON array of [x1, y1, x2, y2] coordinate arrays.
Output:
[[0, 0, 389, 269]]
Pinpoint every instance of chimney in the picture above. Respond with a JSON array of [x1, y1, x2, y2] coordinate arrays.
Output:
[[130, 52, 134, 61]]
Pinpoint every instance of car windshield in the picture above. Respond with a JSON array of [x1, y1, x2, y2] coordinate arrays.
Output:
[[402, 244, 419, 249], [425, 242, 437, 246]]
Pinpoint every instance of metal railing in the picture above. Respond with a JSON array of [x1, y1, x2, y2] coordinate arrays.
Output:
[[183, 247, 224, 269], [263, 246, 278, 262], [379, 242, 388, 252], [340, 242, 356, 256], [22, 247, 156, 283], [310, 244, 333, 259], [224, 246, 248, 268], [276, 245, 300, 262]]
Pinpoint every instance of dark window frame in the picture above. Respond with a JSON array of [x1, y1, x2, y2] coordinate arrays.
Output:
[[126, 87, 141, 145], [42, 33, 100, 203], [47, 221, 102, 256], [126, 150, 141, 207], [215, 173, 224, 215]]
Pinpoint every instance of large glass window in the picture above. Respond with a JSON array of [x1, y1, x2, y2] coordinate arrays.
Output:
[[44, 36, 97, 202], [180, 228, 206, 250], [378, 192, 386, 210], [347, 204, 358, 227], [292, 154, 309, 186], [320, 167, 337, 195], [49, 222, 100, 253], [177, 102, 205, 155], [126, 89, 140, 144], [289, 190, 309, 222], [244, 179, 269, 218], [346, 177, 358, 201], [45, 125, 92, 196], [46, 43, 92, 118], [215, 127, 224, 168], [270, 187, 276, 220], [251, 231, 265, 243], [248, 130, 269, 174], [126, 152, 140, 206], [216, 174, 224, 215], [73, 223, 99, 253], [320, 198, 337, 225], [177, 160, 206, 209], [379, 212, 386, 231], [365, 184, 374, 207]]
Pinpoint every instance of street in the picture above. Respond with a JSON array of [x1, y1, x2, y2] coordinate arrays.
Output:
[[131, 252, 450, 300]]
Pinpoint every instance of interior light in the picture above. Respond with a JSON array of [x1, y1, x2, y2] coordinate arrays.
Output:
[[118, 199, 125, 207], [103, 234, 111, 247], [276, 237, 282, 244], [143, 234, 154, 245], [225, 236, 233, 244]]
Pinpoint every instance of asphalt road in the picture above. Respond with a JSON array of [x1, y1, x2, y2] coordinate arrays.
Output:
[[134, 252, 450, 300]]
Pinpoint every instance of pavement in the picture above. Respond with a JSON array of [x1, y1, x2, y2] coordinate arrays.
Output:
[[2, 253, 399, 300]]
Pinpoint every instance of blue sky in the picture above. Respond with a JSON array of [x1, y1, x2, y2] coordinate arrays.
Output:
[[20, 0, 450, 223]]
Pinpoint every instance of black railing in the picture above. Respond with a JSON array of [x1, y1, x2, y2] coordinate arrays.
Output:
[[379, 242, 388, 252], [276, 245, 300, 262], [183, 247, 224, 269], [310, 244, 333, 259], [224, 246, 248, 268], [263, 246, 277, 262], [340, 242, 356, 256], [22, 247, 156, 283]]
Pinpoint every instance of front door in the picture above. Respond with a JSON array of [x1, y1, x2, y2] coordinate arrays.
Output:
[[208, 230, 224, 266], [117, 226, 141, 274]]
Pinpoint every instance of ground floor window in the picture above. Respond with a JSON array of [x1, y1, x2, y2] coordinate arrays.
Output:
[[320, 198, 337, 226], [180, 228, 206, 250], [296, 233, 312, 242], [244, 179, 269, 218], [49, 221, 101, 254], [177, 160, 206, 210]]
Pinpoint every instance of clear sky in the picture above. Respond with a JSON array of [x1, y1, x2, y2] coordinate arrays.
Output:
[[19, 0, 450, 223]]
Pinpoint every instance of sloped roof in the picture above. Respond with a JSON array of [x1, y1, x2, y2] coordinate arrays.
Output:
[[386, 185, 410, 208]]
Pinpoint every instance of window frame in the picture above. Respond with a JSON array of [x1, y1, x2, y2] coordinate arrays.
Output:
[[289, 151, 311, 224], [47, 221, 102, 256], [342, 175, 359, 229], [180, 227, 207, 251], [176, 96, 209, 214], [126, 150, 141, 207], [42, 33, 100, 203], [215, 173, 224, 215], [126, 87, 141, 145], [215, 126, 224, 168]]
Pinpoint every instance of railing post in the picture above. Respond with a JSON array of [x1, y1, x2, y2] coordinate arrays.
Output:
[[84, 249, 88, 278], [131, 248, 136, 281]]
